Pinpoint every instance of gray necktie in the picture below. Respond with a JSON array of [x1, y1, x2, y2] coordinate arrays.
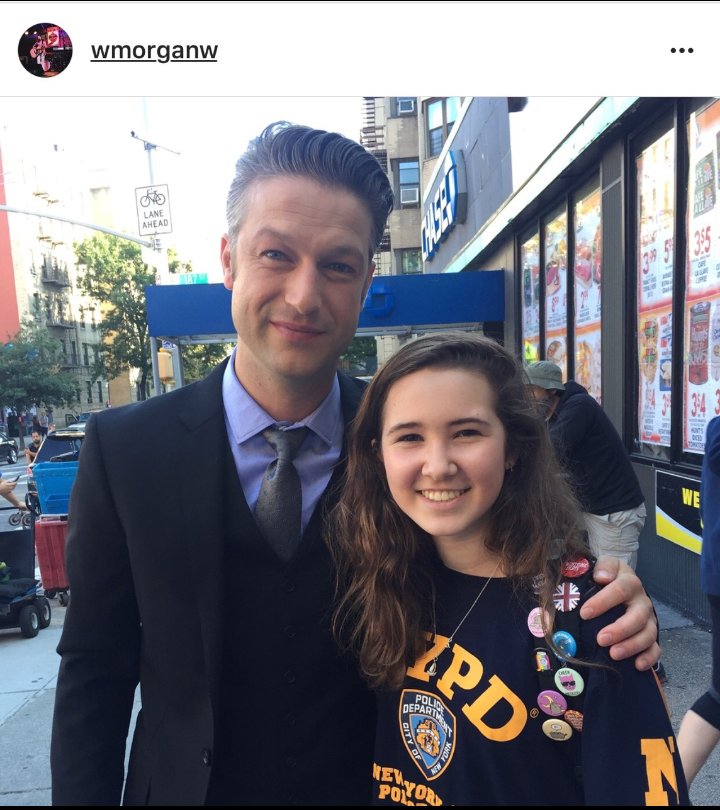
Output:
[[254, 427, 309, 560]]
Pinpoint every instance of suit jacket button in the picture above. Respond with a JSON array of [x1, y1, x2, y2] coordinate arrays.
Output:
[[202, 749, 212, 766]]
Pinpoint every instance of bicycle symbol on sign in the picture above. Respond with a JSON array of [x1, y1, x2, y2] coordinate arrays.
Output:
[[139, 188, 166, 207]]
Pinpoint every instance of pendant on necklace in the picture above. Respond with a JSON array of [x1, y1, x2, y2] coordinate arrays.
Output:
[[426, 659, 438, 676]]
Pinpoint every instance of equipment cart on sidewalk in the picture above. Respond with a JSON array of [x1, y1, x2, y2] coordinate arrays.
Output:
[[0, 517, 52, 638], [31, 463, 76, 607], [23, 425, 84, 608]]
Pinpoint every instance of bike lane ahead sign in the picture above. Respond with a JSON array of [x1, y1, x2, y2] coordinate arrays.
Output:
[[135, 184, 172, 235]]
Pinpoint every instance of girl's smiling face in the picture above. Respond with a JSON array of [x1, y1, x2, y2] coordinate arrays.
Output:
[[379, 366, 511, 557]]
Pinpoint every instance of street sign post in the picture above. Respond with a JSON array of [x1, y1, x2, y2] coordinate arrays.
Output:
[[135, 184, 172, 235]]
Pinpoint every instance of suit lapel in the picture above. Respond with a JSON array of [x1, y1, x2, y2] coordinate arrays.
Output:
[[176, 361, 230, 692]]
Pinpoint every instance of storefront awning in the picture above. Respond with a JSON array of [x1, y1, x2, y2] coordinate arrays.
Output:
[[145, 270, 504, 344]]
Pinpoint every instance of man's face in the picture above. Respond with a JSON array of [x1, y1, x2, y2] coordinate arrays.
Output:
[[221, 175, 375, 398], [528, 385, 555, 420], [31, 431, 41, 445]]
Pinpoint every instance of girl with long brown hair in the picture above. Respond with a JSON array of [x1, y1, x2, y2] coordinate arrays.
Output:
[[328, 332, 687, 806]]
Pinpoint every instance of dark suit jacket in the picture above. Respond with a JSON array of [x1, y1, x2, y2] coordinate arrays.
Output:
[[50, 360, 370, 805]]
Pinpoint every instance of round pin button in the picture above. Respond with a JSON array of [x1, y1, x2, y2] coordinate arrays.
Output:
[[555, 667, 584, 697], [537, 689, 567, 716], [564, 709, 584, 731], [528, 607, 550, 637], [542, 718, 573, 741], [562, 556, 590, 578], [552, 630, 577, 659], [553, 581, 581, 612]]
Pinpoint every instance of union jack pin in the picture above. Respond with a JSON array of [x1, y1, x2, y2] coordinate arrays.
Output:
[[553, 581, 581, 612]]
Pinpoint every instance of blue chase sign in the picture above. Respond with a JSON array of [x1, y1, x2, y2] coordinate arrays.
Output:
[[421, 150, 468, 262]]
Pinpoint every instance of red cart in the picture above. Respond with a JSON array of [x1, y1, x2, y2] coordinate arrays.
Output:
[[34, 515, 70, 605]]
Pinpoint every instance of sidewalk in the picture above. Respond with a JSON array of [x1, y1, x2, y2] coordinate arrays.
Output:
[[0, 598, 718, 805]]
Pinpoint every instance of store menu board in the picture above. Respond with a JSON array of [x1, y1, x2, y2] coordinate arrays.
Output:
[[637, 128, 675, 447], [521, 232, 540, 362], [683, 100, 720, 453], [543, 210, 568, 379], [574, 186, 602, 403]]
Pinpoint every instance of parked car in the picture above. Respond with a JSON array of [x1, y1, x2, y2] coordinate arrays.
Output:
[[0, 430, 19, 464]]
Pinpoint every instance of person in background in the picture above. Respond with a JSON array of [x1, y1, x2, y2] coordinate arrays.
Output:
[[0, 473, 26, 512], [25, 430, 43, 464], [328, 333, 688, 806], [51, 122, 660, 807], [677, 415, 720, 786], [523, 361, 663, 679], [523, 361, 646, 568]]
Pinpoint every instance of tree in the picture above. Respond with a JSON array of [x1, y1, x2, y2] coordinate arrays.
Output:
[[0, 319, 78, 446], [339, 336, 377, 376], [75, 234, 230, 397], [75, 233, 155, 400], [179, 344, 233, 384]]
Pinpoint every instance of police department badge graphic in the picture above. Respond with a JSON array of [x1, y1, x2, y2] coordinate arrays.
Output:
[[400, 690, 456, 779]]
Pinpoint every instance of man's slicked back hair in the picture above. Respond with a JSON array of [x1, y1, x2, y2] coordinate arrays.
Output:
[[225, 121, 394, 259]]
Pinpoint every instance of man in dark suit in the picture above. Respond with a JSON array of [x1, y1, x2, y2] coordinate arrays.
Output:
[[50, 122, 660, 806]]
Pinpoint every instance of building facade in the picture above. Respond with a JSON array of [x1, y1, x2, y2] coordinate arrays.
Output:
[[361, 96, 496, 361], [427, 96, 719, 623], [0, 128, 108, 424]]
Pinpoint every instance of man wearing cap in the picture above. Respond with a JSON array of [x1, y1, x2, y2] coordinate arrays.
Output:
[[524, 360, 647, 569]]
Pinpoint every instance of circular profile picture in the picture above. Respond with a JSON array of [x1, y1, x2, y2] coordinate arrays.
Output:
[[18, 23, 73, 78]]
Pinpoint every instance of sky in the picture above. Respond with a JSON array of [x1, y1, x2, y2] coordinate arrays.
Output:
[[0, 1, 714, 277], [0, 96, 369, 278], [0, 94, 602, 279]]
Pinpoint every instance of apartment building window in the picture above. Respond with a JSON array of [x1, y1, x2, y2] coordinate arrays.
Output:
[[86, 381, 93, 404], [426, 97, 462, 157], [398, 159, 420, 207], [71, 341, 78, 365], [82, 343, 89, 366], [400, 248, 422, 275], [396, 97, 416, 115], [97, 382, 103, 403]]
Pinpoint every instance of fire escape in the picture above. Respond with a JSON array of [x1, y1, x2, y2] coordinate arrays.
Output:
[[361, 97, 391, 254]]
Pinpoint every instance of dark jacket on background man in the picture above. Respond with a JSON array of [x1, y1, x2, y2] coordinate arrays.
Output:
[[549, 381, 644, 515]]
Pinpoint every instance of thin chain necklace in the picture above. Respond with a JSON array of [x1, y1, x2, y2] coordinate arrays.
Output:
[[426, 557, 503, 676]]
